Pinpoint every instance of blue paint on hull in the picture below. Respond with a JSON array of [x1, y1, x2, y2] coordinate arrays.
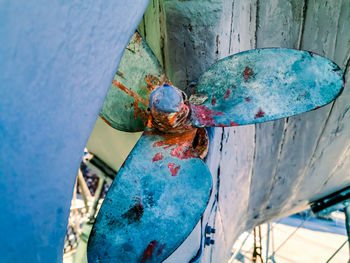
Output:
[[0, 1, 149, 262]]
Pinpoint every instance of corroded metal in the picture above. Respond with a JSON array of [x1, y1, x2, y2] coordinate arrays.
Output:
[[191, 49, 344, 127], [100, 33, 167, 132], [149, 84, 191, 132], [193, 128, 209, 160], [87, 130, 212, 262], [89, 35, 345, 262]]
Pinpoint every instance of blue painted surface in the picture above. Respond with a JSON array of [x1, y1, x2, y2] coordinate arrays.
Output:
[[0, 1, 148, 262], [191, 49, 344, 127], [88, 130, 212, 262], [149, 84, 183, 113]]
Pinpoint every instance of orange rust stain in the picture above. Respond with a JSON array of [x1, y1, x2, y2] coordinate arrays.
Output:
[[112, 79, 148, 106], [152, 129, 198, 160], [147, 115, 153, 128], [145, 74, 161, 92], [153, 130, 196, 148], [145, 74, 171, 93], [133, 100, 138, 120], [117, 71, 124, 77], [170, 142, 195, 160], [134, 33, 143, 45], [229, 121, 239, 126], [132, 100, 148, 121], [101, 116, 112, 127], [168, 113, 178, 124]]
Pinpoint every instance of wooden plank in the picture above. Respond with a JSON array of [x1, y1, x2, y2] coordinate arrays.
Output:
[[162, 0, 224, 92], [246, 0, 305, 227], [295, 0, 350, 202], [143, 0, 164, 66], [201, 1, 257, 262], [254, 0, 344, 216], [282, 0, 346, 207]]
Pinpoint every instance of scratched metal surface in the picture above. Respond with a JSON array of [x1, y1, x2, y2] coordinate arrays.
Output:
[[87, 130, 212, 262], [100, 32, 166, 132], [191, 49, 344, 127]]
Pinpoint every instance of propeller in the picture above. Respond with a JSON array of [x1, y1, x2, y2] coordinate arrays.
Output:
[[88, 32, 344, 262]]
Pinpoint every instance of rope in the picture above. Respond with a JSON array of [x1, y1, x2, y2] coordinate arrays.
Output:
[[325, 239, 348, 263], [272, 213, 312, 255]]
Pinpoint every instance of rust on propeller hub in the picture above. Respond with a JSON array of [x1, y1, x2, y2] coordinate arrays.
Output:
[[149, 84, 190, 132], [148, 84, 209, 159]]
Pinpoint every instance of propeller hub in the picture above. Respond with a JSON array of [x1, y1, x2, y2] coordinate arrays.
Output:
[[149, 84, 190, 131]]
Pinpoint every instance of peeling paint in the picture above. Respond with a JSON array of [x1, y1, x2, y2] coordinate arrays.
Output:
[[243, 66, 254, 81], [152, 153, 164, 162], [168, 163, 180, 176], [255, 109, 265, 119], [141, 240, 158, 263]]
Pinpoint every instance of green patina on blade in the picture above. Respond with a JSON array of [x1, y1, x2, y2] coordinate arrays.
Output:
[[100, 32, 167, 132]]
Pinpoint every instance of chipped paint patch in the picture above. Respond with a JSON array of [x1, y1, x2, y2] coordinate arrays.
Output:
[[243, 67, 254, 81], [229, 121, 239, 126], [191, 104, 223, 126], [152, 153, 164, 162], [152, 129, 197, 160], [255, 109, 265, 119], [121, 201, 144, 224], [224, 88, 231, 99], [211, 91, 216, 106], [141, 240, 158, 263], [168, 163, 180, 176]]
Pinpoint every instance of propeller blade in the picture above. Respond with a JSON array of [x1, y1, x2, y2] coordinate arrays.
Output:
[[87, 129, 212, 262], [190, 49, 344, 127], [100, 32, 167, 132]]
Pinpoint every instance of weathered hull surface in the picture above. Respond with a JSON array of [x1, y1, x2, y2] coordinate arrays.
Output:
[[0, 1, 149, 262]]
